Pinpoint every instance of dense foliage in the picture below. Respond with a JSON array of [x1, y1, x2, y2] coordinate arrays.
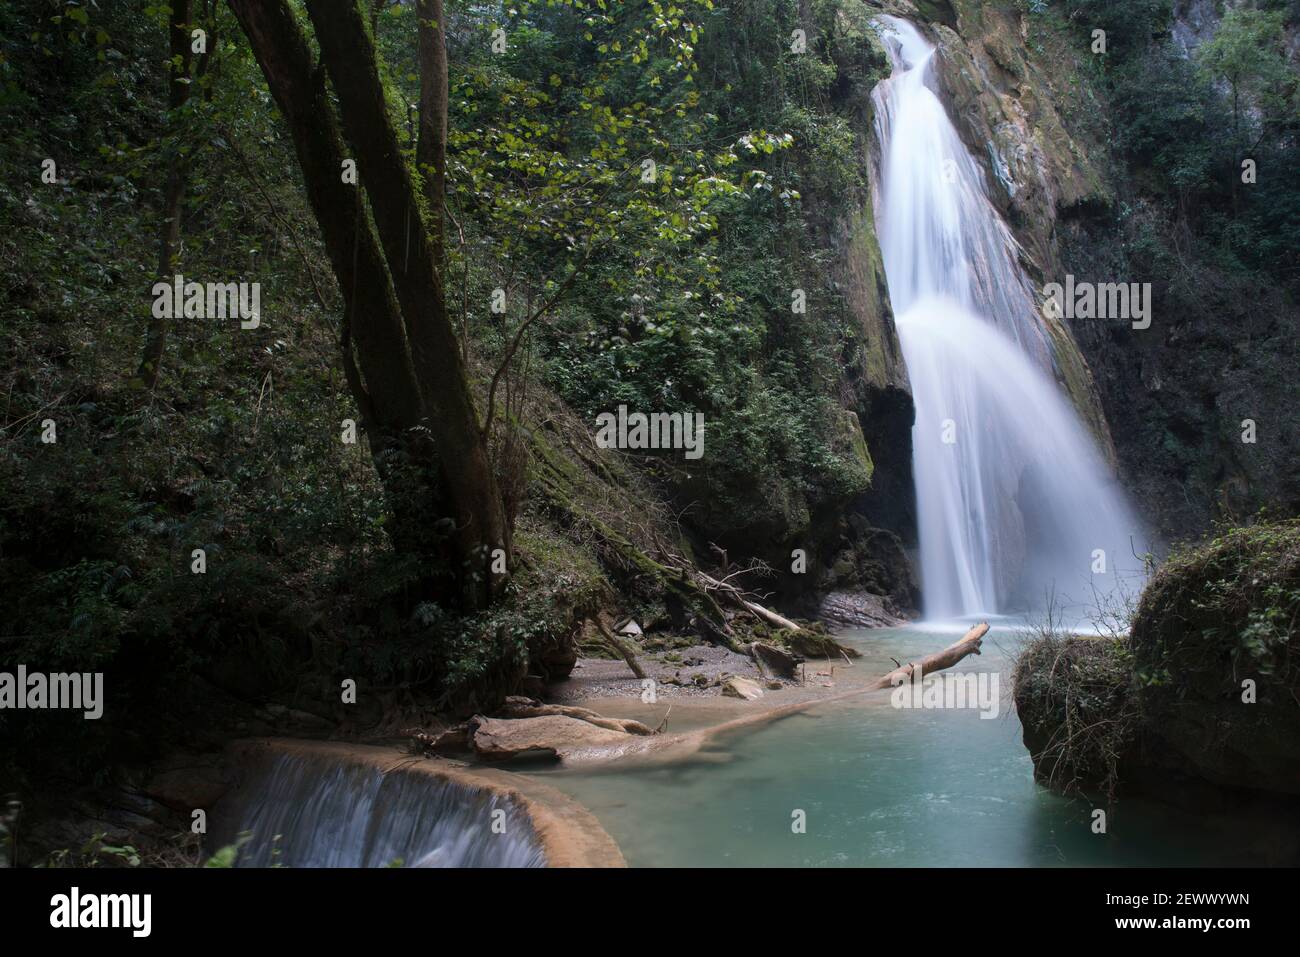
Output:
[[1064, 0, 1300, 286], [0, 0, 889, 781]]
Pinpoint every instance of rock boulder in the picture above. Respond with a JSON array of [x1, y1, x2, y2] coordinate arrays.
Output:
[[468, 715, 634, 762], [720, 677, 764, 701]]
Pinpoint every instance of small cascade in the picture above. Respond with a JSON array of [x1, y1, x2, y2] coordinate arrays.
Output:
[[210, 751, 546, 868]]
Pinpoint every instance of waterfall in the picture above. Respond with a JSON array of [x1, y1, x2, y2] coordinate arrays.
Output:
[[870, 16, 1144, 622], [210, 751, 546, 868]]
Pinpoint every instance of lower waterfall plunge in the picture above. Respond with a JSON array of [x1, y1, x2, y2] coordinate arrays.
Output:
[[871, 16, 1145, 621], [211, 750, 546, 868]]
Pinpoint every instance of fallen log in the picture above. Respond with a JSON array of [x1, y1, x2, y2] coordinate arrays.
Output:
[[496, 696, 656, 735], [868, 622, 988, 690], [561, 622, 993, 766], [695, 572, 859, 660]]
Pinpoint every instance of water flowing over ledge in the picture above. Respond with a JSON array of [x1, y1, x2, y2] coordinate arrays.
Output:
[[211, 739, 626, 867]]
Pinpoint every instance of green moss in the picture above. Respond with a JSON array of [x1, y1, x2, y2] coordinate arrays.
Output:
[[1132, 520, 1299, 689], [836, 409, 874, 482], [845, 205, 898, 392]]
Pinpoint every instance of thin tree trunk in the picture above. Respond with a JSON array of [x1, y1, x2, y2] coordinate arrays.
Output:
[[417, 0, 448, 262], [231, 0, 510, 612], [138, 0, 194, 389], [595, 620, 647, 680], [226, 0, 421, 430]]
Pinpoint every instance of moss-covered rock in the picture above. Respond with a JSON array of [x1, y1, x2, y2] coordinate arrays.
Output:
[[1014, 520, 1300, 804], [832, 204, 917, 540], [811, 22, 916, 546], [1129, 520, 1300, 797], [1013, 632, 1138, 799], [509, 524, 612, 683], [836, 409, 874, 479]]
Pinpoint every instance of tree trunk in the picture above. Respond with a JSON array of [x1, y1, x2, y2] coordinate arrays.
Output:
[[595, 620, 647, 680], [417, 0, 448, 261], [225, 0, 427, 472], [304, 0, 509, 610], [137, 0, 194, 389], [230, 0, 509, 612]]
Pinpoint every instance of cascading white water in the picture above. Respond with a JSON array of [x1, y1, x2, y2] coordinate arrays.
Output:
[[211, 752, 546, 867], [870, 16, 1144, 621]]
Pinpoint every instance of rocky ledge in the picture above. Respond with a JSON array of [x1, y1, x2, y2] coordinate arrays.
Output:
[[817, 589, 907, 628]]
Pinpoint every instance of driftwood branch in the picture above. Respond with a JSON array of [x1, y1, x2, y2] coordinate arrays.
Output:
[[868, 622, 988, 691], [690, 567, 860, 660], [696, 571, 802, 632]]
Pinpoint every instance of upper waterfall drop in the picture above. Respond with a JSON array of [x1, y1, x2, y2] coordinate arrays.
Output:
[[869, 16, 1145, 622], [870, 17, 1048, 366]]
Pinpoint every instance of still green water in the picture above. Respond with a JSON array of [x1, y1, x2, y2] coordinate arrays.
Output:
[[533, 624, 1257, 867]]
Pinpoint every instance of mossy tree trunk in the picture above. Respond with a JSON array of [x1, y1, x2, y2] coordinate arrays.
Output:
[[229, 0, 510, 613]]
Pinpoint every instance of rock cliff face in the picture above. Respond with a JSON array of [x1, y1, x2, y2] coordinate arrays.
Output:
[[705, 5, 921, 615], [830, 200, 917, 546], [816, 11, 917, 546], [1059, 216, 1300, 541], [807, 5, 923, 615], [1048, 0, 1300, 543]]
